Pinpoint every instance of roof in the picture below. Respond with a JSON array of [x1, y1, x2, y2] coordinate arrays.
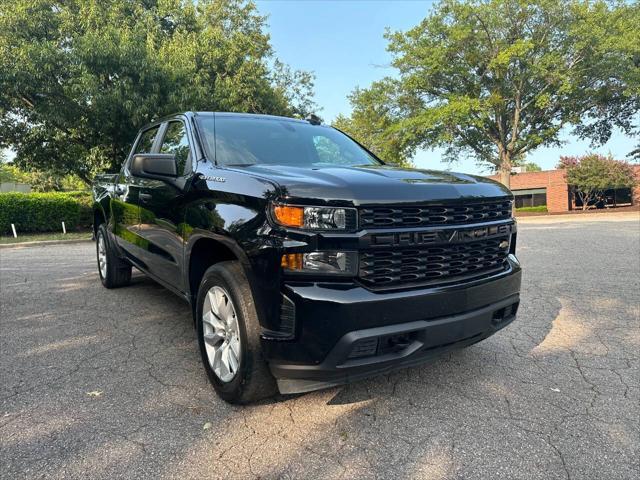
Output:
[[194, 112, 312, 124], [150, 111, 316, 126]]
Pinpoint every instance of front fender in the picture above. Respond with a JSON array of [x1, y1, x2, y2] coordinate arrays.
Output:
[[182, 195, 287, 333]]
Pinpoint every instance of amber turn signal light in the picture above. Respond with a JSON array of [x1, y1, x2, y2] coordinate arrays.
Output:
[[273, 205, 304, 227], [281, 253, 303, 270]]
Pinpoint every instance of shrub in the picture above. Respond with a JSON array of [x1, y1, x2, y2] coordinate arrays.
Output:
[[516, 205, 548, 213], [0, 191, 92, 234]]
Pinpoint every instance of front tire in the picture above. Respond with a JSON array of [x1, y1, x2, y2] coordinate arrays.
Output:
[[196, 261, 277, 404], [96, 224, 132, 289]]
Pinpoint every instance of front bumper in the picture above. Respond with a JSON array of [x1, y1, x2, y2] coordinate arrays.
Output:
[[264, 255, 522, 393]]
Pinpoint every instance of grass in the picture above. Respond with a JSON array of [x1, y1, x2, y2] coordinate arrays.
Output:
[[516, 205, 548, 213], [0, 230, 92, 244]]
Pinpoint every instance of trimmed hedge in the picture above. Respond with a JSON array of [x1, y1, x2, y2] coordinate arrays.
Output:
[[515, 205, 548, 213], [0, 191, 93, 234]]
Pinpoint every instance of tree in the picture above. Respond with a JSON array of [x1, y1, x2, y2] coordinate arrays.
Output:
[[513, 162, 542, 172], [512, 154, 542, 172], [333, 81, 414, 167], [0, 0, 316, 184], [520, 162, 542, 172], [558, 153, 637, 210], [0, 162, 28, 184], [338, 0, 639, 187], [0, 161, 85, 191]]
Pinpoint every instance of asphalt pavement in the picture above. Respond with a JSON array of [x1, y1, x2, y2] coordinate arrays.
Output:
[[1, 213, 638, 479]]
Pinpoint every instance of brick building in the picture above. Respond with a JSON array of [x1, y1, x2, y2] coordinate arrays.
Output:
[[488, 165, 640, 213]]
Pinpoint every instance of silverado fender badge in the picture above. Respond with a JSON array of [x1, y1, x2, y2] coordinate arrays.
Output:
[[203, 175, 226, 183]]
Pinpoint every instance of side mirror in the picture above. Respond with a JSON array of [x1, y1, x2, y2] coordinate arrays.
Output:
[[130, 153, 178, 180]]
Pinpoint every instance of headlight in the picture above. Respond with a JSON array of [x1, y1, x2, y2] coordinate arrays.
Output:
[[271, 204, 357, 231], [281, 251, 358, 276]]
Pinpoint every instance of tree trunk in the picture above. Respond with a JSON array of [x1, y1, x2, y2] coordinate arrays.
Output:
[[578, 191, 591, 211], [498, 149, 512, 189]]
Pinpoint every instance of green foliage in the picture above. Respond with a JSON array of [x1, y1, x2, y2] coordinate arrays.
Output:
[[333, 81, 414, 167], [0, 163, 87, 191], [338, 0, 639, 186], [520, 162, 542, 172], [0, 163, 30, 183], [0, 0, 316, 182], [516, 205, 547, 213], [511, 156, 542, 172], [0, 191, 92, 234], [58, 175, 87, 192], [498, 153, 543, 172], [558, 153, 637, 210], [23, 170, 88, 192]]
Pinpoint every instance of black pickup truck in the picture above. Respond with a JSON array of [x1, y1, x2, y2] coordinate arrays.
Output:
[[92, 111, 521, 403]]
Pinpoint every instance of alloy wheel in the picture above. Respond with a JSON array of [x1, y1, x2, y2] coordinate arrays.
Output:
[[202, 286, 241, 382], [97, 233, 107, 279]]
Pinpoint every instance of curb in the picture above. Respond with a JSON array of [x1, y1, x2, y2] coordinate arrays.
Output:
[[0, 238, 93, 249], [517, 211, 639, 223]]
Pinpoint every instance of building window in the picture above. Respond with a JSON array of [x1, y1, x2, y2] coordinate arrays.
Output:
[[513, 188, 547, 208], [573, 187, 632, 209]]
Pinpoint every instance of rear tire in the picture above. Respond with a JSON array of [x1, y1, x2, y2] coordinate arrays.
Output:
[[96, 224, 132, 289], [196, 261, 277, 404]]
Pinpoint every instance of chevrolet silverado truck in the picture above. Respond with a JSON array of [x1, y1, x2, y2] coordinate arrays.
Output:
[[92, 111, 521, 403]]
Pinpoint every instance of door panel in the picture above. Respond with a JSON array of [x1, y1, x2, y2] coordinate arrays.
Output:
[[112, 171, 141, 250], [112, 125, 161, 258], [136, 120, 192, 291]]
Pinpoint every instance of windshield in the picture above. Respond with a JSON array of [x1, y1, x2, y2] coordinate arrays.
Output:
[[197, 115, 381, 168]]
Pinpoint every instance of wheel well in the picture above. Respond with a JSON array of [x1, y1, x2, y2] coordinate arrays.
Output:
[[93, 208, 106, 236], [188, 238, 238, 301]]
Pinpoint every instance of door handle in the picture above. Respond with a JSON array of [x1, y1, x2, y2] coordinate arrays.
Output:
[[139, 193, 152, 203]]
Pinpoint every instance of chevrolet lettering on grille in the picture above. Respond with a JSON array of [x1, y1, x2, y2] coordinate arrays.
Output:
[[369, 223, 513, 248]]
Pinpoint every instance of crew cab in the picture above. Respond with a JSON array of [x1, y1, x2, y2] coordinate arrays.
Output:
[[92, 112, 522, 403]]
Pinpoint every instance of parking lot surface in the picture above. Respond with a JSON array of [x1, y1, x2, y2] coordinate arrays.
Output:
[[1, 213, 639, 479]]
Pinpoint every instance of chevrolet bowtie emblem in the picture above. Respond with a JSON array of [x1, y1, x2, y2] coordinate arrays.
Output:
[[499, 240, 510, 249]]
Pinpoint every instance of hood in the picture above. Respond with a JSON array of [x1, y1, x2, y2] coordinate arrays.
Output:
[[229, 164, 512, 205]]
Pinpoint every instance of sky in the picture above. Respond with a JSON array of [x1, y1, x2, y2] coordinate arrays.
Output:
[[256, 0, 638, 175], [4, 1, 636, 173]]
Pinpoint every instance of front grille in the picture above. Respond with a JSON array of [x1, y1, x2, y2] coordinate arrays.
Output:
[[359, 236, 509, 289], [359, 200, 512, 229]]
